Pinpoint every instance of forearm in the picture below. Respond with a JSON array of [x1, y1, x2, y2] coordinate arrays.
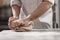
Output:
[[11, 5, 21, 18], [26, 1, 53, 21]]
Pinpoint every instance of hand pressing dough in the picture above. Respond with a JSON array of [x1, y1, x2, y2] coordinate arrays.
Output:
[[14, 21, 34, 32]]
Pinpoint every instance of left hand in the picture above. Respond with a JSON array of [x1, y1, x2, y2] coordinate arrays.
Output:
[[8, 17, 19, 30]]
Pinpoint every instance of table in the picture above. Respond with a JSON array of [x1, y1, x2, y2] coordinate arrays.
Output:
[[0, 30, 60, 40]]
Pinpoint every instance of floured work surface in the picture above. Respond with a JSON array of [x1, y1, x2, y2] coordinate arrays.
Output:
[[0, 29, 60, 40]]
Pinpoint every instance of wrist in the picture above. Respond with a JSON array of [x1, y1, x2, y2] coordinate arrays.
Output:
[[25, 15, 32, 22], [24, 17, 32, 23], [13, 16, 19, 19]]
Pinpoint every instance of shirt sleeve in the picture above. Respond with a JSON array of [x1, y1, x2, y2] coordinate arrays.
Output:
[[10, 0, 21, 6], [48, 0, 54, 5]]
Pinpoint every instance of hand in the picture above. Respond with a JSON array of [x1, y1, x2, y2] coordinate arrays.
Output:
[[12, 18, 30, 28], [8, 17, 18, 30], [9, 17, 33, 32]]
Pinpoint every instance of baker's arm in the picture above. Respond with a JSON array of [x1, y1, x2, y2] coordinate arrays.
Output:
[[11, 5, 21, 18], [10, 0, 21, 18], [25, 0, 54, 22], [8, 0, 21, 29]]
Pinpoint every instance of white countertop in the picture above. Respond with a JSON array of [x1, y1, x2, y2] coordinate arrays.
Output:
[[0, 30, 60, 40]]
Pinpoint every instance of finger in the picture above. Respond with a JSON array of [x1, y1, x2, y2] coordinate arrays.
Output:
[[20, 21, 25, 26], [9, 17, 14, 22], [8, 21, 15, 30], [9, 23, 16, 30], [9, 25, 14, 30], [10, 17, 18, 22], [8, 17, 18, 22], [8, 17, 13, 23], [8, 22, 13, 30], [9, 17, 16, 22]]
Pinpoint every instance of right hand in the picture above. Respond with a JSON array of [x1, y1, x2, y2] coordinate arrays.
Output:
[[8, 17, 19, 30]]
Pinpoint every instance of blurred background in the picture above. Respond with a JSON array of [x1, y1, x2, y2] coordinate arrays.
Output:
[[0, 0, 12, 31], [0, 0, 59, 31]]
